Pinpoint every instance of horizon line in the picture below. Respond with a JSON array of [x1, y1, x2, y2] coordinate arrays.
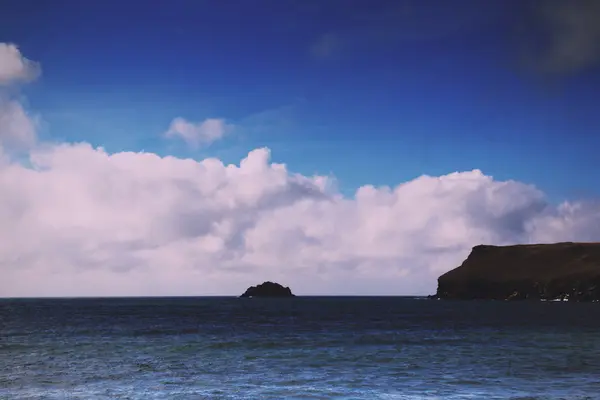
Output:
[[0, 294, 429, 300]]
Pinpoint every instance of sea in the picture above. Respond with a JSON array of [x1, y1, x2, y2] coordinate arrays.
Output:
[[1, 297, 599, 400]]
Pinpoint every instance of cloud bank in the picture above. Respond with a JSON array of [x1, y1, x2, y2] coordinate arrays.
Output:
[[1, 42, 599, 297], [2, 142, 600, 297]]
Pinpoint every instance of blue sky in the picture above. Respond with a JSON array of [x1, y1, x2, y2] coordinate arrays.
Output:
[[2, 0, 599, 201]]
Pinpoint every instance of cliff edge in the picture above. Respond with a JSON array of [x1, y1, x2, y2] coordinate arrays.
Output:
[[433, 242, 600, 301], [240, 281, 295, 298]]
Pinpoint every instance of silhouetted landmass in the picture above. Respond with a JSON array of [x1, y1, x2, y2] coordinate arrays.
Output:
[[432, 242, 600, 301], [240, 281, 295, 298]]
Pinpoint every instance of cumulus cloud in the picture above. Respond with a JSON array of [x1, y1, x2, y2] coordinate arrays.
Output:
[[0, 43, 41, 85], [164, 117, 231, 148], [1, 143, 600, 297]]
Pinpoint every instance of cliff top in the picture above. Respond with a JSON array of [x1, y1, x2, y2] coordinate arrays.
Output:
[[440, 242, 600, 284]]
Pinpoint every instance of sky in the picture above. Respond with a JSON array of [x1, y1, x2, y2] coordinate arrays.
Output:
[[1, 0, 599, 297]]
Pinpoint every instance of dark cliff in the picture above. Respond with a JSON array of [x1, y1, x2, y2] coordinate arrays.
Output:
[[240, 281, 295, 298], [433, 242, 600, 301]]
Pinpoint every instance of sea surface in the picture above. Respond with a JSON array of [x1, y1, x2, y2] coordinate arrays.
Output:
[[1, 297, 600, 400]]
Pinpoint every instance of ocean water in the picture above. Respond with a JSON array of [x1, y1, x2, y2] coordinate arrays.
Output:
[[1, 297, 600, 400]]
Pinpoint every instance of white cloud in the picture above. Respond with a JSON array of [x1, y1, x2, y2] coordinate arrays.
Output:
[[0, 43, 39, 152], [0, 99, 38, 150], [0, 43, 41, 85], [164, 117, 231, 148], [1, 143, 599, 297]]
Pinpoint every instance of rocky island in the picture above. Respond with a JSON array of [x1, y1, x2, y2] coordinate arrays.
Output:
[[240, 281, 295, 298], [432, 242, 600, 301]]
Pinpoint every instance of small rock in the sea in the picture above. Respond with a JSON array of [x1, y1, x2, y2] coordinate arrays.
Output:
[[240, 281, 295, 298]]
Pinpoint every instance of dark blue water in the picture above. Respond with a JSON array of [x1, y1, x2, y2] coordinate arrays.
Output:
[[2, 297, 600, 399]]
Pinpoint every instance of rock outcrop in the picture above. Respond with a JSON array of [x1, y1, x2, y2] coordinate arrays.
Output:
[[432, 242, 600, 301], [240, 281, 295, 298]]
